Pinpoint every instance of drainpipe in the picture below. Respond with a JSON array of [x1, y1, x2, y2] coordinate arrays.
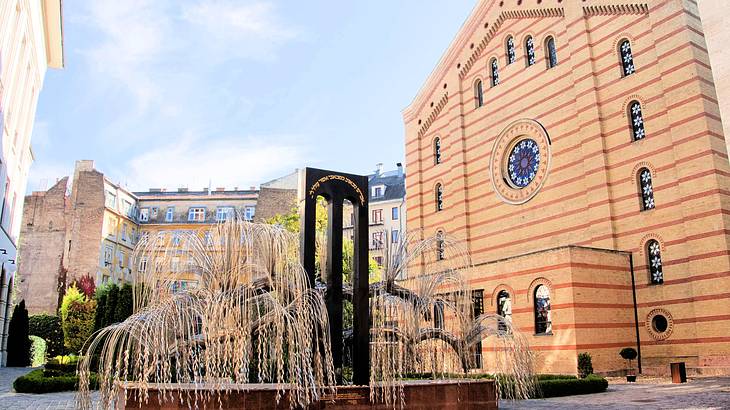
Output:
[[629, 253, 642, 374]]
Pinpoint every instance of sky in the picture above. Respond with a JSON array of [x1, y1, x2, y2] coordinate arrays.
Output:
[[30, 1, 477, 192]]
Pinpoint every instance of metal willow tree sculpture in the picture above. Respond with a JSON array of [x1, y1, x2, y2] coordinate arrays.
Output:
[[77, 221, 535, 409]]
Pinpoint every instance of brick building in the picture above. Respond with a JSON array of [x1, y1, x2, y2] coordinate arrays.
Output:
[[404, 0, 730, 375], [17, 161, 297, 313]]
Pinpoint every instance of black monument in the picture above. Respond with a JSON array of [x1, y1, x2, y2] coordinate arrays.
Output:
[[299, 167, 370, 386]]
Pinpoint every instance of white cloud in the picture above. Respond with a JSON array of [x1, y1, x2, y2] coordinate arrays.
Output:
[[26, 161, 73, 194], [123, 134, 307, 191]]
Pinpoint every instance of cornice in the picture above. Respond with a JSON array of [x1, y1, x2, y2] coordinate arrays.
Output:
[[583, 3, 649, 16], [417, 92, 449, 139]]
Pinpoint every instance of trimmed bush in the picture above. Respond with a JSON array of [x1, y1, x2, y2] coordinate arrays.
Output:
[[103, 284, 119, 326], [60, 286, 85, 322], [537, 374, 578, 381], [61, 295, 96, 354], [6, 300, 31, 367], [29, 314, 65, 357], [13, 369, 99, 393], [578, 352, 594, 378], [538, 374, 608, 398], [114, 283, 133, 323], [29, 335, 46, 367], [93, 292, 107, 332]]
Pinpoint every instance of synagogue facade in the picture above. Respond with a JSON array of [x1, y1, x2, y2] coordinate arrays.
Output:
[[404, 0, 730, 375]]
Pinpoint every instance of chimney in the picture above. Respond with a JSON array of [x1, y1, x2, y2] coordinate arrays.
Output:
[[149, 188, 162, 192], [250, 186, 256, 191], [396, 162, 403, 177], [375, 163, 383, 175], [177, 187, 188, 193], [216, 187, 225, 192]]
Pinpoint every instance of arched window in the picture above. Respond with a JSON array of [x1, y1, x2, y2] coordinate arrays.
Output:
[[497, 290, 512, 331], [436, 231, 445, 260], [434, 137, 442, 165], [620, 39, 635, 76], [434, 300, 444, 329], [525, 36, 536, 66], [490, 58, 499, 87], [545, 36, 558, 68], [435, 184, 443, 211], [506, 36, 516, 65], [629, 101, 646, 141], [474, 79, 484, 108], [646, 240, 664, 284], [638, 168, 655, 211], [534, 285, 552, 334]]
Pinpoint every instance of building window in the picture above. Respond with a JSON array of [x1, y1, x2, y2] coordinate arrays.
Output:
[[497, 290, 512, 322], [121, 224, 127, 241], [372, 185, 385, 198], [216, 207, 234, 222], [545, 36, 558, 68], [103, 245, 113, 265], [139, 208, 149, 222], [373, 256, 383, 266], [391, 229, 399, 243], [165, 207, 174, 222], [534, 285, 552, 334], [372, 209, 383, 224], [122, 200, 133, 217], [150, 207, 158, 219], [506, 36, 516, 65], [647, 239, 664, 284], [490, 58, 499, 87], [244, 206, 255, 221], [435, 184, 443, 211], [433, 300, 444, 329], [434, 137, 442, 164], [140, 231, 149, 242], [436, 231, 445, 260], [372, 231, 384, 249], [471, 289, 484, 368], [638, 168, 656, 211], [138, 258, 148, 273], [105, 191, 117, 209], [188, 207, 205, 222], [525, 36, 536, 66], [620, 39, 635, 76], [474, 79, 484, 108], [392, 206, 399, 220], [118, 251, 125, 268], [629, 101, 646, 141], [507, 139, 540, 188], [172, 231, 181, 246]]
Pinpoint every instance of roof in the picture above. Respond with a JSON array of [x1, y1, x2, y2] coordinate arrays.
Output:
[[368, 170, 406, 203], [133, 189, 258, 201]]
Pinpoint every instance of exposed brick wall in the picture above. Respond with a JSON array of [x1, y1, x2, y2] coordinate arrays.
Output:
[[254, 187, 297, 223]]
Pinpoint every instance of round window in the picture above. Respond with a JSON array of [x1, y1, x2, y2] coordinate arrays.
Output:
[[506, 138, 540, 188], [651, 314, 668, 333]]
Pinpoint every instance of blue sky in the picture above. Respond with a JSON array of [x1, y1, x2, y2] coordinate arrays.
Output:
[[31, 1, 476, 192]]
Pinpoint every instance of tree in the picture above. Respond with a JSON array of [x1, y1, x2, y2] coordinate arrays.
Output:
[[29, 314, 65, 358], [577, 352, 593, 378], [103, 284, 119, 326], [72, 274, 96, 298], [114, 283, 133, 323], [620, 347, 638, 374], [94, 292, 107, 332], [62, 298, 96, 353], [6, 300, 31, 367]]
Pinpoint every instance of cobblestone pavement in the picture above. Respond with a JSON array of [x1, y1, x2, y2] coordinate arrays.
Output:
[[502, 377, 730, 409], [0, 366, 98, 410]]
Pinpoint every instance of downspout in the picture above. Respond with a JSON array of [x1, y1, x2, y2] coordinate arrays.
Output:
[[629, 253, 642, 374]]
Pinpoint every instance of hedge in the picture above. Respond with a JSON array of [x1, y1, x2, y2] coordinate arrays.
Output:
[[13, 369, 99, 393], [29, 314, 65, 357], [537, 374, 608, 398]]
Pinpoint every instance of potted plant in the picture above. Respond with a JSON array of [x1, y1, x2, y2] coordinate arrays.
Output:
[[620, 347, 638, 382]]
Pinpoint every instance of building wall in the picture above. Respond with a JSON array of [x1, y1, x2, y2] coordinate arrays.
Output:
[[404, 0, 730, 375], [0, 0, 63, 366]]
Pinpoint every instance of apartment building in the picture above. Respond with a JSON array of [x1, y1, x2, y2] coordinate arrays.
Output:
[[0, 0, 64, 366]]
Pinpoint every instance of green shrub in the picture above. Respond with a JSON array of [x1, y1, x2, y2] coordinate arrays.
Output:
[[103, 284, 119, 326], [60, 286, 85, 322], [537, 374, 608, 398], [93, 293, 107, 331], [29, 335, 46, 367], [62, 298, 96, 354], [114, 283, 133, 323], [13, 369, 99, 393], [29, 314, 65, 358], [537, 374, 578, 381], [578, 352, 594, 378], [6, 300, 31, 367]]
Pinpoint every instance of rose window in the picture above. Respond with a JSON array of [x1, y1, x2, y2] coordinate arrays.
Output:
[[507, 139, 540, 188]]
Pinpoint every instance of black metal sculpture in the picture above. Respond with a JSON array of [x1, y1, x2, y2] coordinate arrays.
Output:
[[299, 167, 370, 386]]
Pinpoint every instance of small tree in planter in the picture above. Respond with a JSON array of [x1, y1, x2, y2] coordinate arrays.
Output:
[[577, 352, 594, 378], [620, 347, 638, 382]]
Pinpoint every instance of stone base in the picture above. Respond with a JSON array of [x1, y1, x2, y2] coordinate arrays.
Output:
[[118, 380, 497, 409]]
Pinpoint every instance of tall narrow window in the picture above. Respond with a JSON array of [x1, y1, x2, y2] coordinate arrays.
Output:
[[475, 80, 484, 108], [620, 39, 635, 76], [525, 36, 536, 66], [638, 168, 655, 211], [436, 231, 445, 260], [506, 36, 516, 65], [545, 36, 558, 68], [434, 137, 442, 164], [629, 101, 646, 141], [534, 285, 552, 334], [435, 184, 443, 211], [471, 289, 484, 368], [434, 300, 444, 329], [647, 240, 664, 284], [490, 58, 499, 87]]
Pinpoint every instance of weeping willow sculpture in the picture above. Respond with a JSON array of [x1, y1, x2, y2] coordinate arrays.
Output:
[[77, 221, 336, 409], [77, 220, 534, 409]]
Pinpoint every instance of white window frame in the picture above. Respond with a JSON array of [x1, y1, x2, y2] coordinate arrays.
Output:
[[188, 207, 205, 222], [139, 208, 149, 222], [165, 207, 175, 222], [150, 207, 158, 218], [139, 258, 148, 273], [216, 207, 234, 222], [103, 245, 113, 265], [244, 206, 255, 221]]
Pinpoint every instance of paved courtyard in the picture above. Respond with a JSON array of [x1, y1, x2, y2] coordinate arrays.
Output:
[[2, 367, 730, 409]]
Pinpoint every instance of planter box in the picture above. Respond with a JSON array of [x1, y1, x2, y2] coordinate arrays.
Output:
[[117, 379, 497, 409]]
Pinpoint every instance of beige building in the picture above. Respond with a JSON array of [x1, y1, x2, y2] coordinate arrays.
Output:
[[17, 160, 297, 312], [404, 0, 730, 376], [344, 163, 406, 268], [0, 0, 63, 366]]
